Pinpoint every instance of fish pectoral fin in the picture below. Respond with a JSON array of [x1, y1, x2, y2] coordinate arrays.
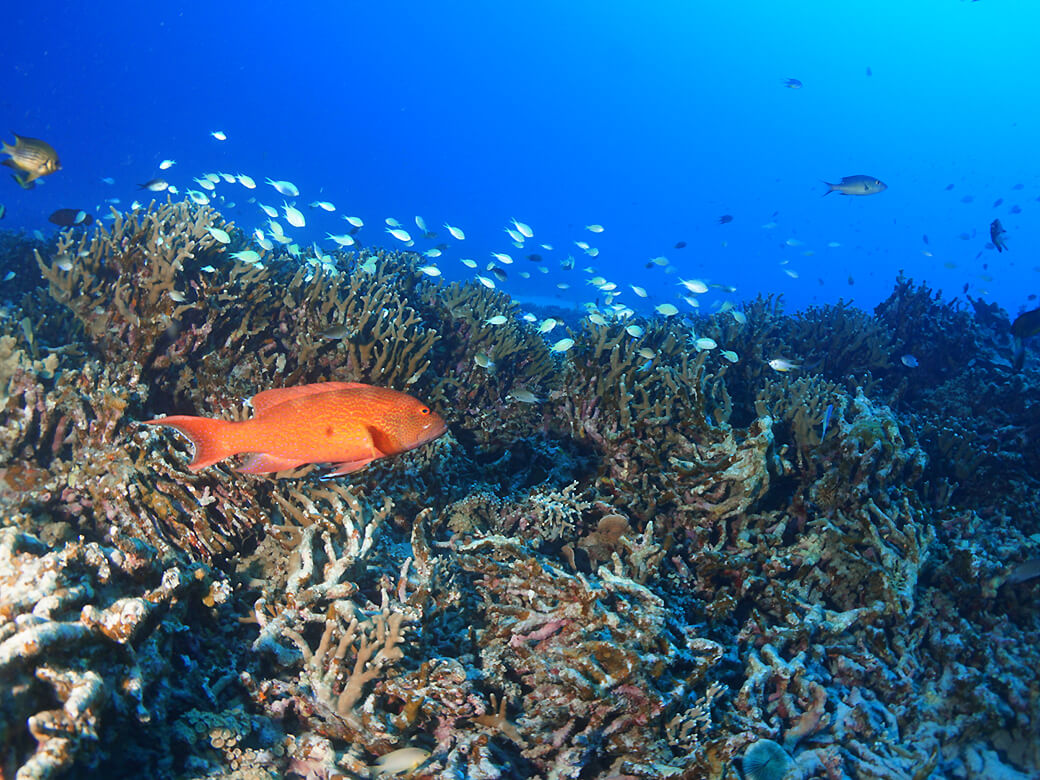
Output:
[[236, 453, 309, 474], [322, 458, 376, 478], [364, 425, 395, 458]]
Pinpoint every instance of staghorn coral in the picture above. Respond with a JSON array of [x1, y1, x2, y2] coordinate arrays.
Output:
[[425, 281, 556, 449], [786, 300, 895, 384], [874, 272, 982, 382], [554, 317, 751, 521]]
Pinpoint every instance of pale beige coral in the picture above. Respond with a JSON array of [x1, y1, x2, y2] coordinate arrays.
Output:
[[0, 527, 209, 779]]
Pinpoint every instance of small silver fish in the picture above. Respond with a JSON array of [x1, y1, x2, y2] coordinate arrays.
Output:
[[319, 324, 351, 340], [509, 389, 540, 403], [767, 358, 799, 372]]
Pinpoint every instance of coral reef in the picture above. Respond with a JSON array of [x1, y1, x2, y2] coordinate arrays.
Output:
[[0, 526, 229, 779], [0, 201, 1037, 779]]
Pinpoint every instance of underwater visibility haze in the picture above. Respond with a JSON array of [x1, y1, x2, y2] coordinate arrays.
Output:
[[1, 1, 1039, 779]]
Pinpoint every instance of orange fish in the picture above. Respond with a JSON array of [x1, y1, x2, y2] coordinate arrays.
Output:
[[144, 382, 447, 476]]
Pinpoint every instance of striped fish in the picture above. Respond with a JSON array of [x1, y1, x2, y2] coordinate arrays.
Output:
[[2, 134, 61, 189]]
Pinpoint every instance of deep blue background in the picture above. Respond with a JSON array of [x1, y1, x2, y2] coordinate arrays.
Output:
[[3, 0, 1038, 317]]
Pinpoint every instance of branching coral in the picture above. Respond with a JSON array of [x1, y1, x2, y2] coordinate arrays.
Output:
[[0, 203, 1037, 780], [455, 534, 728, 777]]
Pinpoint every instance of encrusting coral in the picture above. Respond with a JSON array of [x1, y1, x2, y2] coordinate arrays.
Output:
[[0, 200, 1037, 779]]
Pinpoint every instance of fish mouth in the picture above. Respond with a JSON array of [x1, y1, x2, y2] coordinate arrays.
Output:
[[421, 419, 448, 444]]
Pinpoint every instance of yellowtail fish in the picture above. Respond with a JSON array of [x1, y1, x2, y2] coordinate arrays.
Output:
[[822, 175, 887, 197]]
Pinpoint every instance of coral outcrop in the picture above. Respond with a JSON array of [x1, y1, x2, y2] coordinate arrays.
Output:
[[0, 201, 1037, 779]]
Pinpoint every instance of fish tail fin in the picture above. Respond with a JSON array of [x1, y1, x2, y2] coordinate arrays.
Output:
[[821, 181, 835, 197], [143, 415, 237, 470]]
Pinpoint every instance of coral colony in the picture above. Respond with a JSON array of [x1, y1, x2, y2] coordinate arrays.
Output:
[[0, 200, 1038, 779]]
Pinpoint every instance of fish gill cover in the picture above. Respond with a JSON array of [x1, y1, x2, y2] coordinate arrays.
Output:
[[0, 1, 1039, 779]]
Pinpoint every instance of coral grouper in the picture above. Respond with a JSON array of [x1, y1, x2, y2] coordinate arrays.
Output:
[[145, 382, 446, 476]]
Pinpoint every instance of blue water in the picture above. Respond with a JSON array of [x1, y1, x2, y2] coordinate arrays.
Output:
[[4, 0, 1038, 317]]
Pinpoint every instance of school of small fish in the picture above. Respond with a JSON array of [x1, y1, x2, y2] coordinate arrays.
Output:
[[7, 113, 1031, 377]]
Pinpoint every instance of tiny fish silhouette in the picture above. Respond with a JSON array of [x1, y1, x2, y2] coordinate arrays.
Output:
[[145, 382, 447, 476], [990, 219, 1008, 253]]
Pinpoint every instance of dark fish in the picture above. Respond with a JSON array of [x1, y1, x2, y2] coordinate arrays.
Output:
[[1010, 205, 1021, 214], [993, 198, 1004, 207], [718, 214, 733, 224], [674, 241, 687, 249], [526, 253, 542, 262], [922, 234, 929, 244], [822, 175, 887, 196], [945, 183, 955, 190], [1012, 183, 1024, 190], [1011, 306, 1040, 370], [490, 266, 508, 282], [1011, 307, 1040, 340], [138, 178, 169, 192], [1, 133, 61, 188], [48, 208, 94, 227], [1005, 558, 1040, 585], [848, 276, 855, 285], [783, 78, 802, 89], [1029, 294, 1037, 301], [990, 219, 1008, 252], [960, 195, 974, 203]]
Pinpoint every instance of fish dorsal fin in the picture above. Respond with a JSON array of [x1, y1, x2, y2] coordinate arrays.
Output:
[[250, 381, 369, 416]]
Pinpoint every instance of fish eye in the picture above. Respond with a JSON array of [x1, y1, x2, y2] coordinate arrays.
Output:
[[420, 407, 430, 415]]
